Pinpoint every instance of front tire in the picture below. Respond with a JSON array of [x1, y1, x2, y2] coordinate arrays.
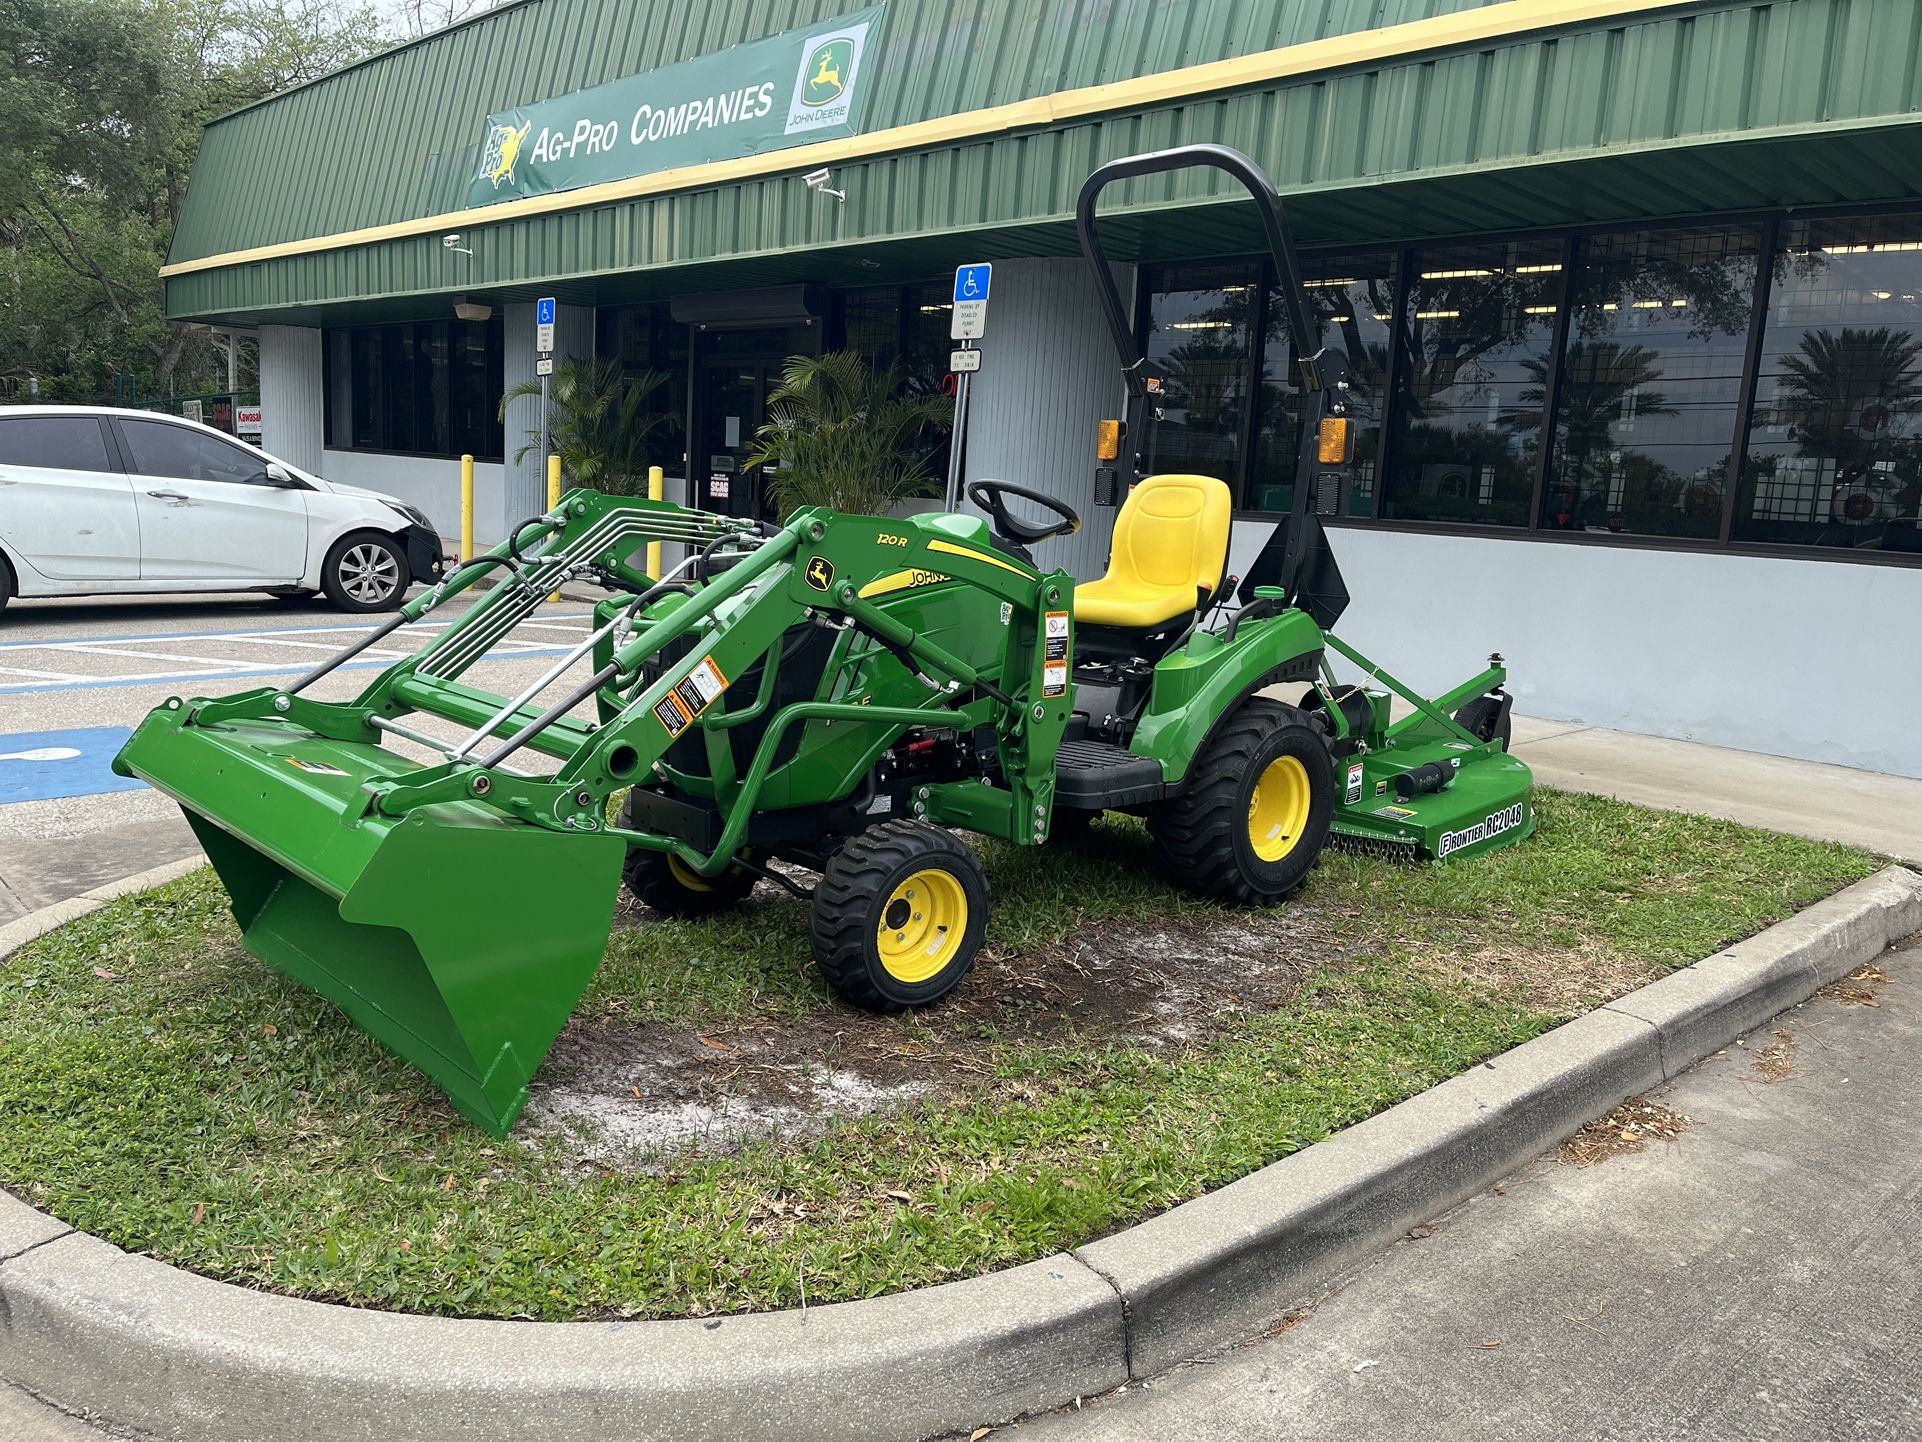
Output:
[[618, 795, 757, 916], [1149, 697, 1335, 905], [0, 551, 14, 614], [321, 532, 409, 613], [811, 820, 989, 1012]]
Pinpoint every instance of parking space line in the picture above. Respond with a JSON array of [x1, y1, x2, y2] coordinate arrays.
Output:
[[0, 665, 95, 683], [0, 613, 594, 654], [38, 645, 284, 670], [0, 646, 579, 695]]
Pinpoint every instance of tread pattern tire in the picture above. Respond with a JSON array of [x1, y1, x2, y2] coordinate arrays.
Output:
[[618, 794, 756, 916], [811, 819, 989, 1013], [1453, 695, 1513, 752], [321, 531, 409, 613], [1148, 697, 1336, 905]]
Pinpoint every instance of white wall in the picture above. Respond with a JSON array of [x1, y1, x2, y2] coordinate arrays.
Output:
[[321, 450, 508, 545], [502, 301, 596, 521], [257, 326, 324, 475], [1227, 522, 1922, 778], [962, 257, 1133, 580]]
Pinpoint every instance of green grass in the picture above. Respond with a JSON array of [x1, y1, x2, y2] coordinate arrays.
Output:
[[0, 791, 1877, 1321]]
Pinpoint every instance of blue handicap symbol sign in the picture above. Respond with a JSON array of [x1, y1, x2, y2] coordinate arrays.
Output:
[[537, 297, 557, 326], [0, 727, 145, 805], [953, 264, 992, 304]]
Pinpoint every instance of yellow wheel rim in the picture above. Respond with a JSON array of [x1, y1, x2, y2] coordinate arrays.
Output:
[[1248, 755, 1312, 863], [875, 868, 968, 984], [667, 854, 717, 892]]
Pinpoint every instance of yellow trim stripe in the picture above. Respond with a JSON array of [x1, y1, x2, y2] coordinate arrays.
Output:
[[926, 539, 1036, 579], [162, 0, 1698, 280], [857, 568, 953, 598]]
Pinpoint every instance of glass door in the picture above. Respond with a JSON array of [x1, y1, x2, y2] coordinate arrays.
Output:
[[691, 321, 818, 520]]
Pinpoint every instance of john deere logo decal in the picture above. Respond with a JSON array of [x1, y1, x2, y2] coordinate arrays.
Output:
[[802, 38, 852, 105], [482, 120, 533, 189], [784, 18, 872, 136], [805, 557, 836, 592]]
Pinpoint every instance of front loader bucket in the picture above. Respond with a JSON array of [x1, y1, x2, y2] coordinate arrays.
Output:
[[117, 711, 626, 1137]]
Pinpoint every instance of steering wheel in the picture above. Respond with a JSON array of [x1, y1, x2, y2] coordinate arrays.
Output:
[[967, 480, 1082, 545]]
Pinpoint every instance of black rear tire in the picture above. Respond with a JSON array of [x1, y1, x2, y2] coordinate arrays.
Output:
[[0, 551, 13, 614], [1453, 695, 1513, 752], [811, 820, 988, 1012], [321, 531, 409, 613], [1148, 697, 1335, 905], [618, 795, 757, 916]]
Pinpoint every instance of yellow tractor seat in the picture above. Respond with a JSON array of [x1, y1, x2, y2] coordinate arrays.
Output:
[[1073, 474, 1234, 630]]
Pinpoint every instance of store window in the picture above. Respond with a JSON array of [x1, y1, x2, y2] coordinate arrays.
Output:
[[1140, 263, 1260, 484], [1544, 226, 1761, 539], [1245, 252, 1397, 516], [597, 302, 690, 457], [323, 318, 503, 461], [1383, 239, 1567, 528], [1735, 214, 1922, 554]]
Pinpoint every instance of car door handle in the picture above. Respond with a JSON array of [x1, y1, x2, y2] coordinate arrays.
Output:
[[146, 489, 190, 501]]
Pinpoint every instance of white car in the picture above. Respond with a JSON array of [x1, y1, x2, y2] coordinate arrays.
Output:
[[0, 405, 443, 614]]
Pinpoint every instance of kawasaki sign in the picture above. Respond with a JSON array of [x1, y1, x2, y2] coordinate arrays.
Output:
[[468, 6, 884, 207]]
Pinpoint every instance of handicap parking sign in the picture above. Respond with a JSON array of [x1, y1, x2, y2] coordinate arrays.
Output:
[[952, 263, 991, 340]]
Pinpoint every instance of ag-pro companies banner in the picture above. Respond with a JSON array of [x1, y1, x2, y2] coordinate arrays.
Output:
[[467, 5, 885, 207]]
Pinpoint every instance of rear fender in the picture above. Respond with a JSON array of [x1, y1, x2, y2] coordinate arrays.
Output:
[[1129, 609, 1325, 787]]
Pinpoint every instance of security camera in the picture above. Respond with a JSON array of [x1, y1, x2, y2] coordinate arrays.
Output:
[[802, 168, 845, 203], [443, 233, 473, 255]]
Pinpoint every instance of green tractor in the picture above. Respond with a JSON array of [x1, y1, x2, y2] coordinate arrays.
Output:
[[114, 145, 1533, 1137]]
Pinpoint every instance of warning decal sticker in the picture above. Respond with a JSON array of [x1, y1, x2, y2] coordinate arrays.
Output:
[[654, 693, 693, 737], [1044, 610, 1070, 662], [1043, 660, 1069, 699]]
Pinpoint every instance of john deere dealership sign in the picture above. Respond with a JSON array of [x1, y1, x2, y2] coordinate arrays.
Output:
[[468, 6, 883, 207]]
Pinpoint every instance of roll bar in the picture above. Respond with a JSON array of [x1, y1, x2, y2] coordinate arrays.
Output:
[[1074, 143, 1327, 398]]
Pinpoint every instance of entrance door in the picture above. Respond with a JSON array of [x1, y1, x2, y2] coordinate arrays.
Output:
[[692, 322, 819, 521], [697, 360, 775, 520]]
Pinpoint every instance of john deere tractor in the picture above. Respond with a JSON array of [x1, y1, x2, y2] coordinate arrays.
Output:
[[115, 145, 1533, 1137]]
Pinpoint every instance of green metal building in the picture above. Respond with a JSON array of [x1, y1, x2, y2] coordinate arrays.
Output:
[[166, 0, 1922, 775]]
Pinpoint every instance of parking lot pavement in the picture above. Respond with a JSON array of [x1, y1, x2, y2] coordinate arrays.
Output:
[[0, 591, 604, 921]]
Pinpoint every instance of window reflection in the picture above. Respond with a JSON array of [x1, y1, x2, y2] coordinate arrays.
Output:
[[1142, 263, 1260, 483], [1737, 215, 1922, 553], [1384, 240, 1566, 527], [1247, 253, 1396, 516], [1543, 227, 1759, 539]]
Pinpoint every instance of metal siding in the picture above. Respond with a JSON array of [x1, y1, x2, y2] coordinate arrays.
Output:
[[258, 326, 325, 474], [171, 0, 1510, 263], [960, 257, 1133, 581], [169, 0, 1922, 322]]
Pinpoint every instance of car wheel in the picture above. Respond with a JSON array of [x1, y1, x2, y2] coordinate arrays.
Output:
[[321, 532, 409, 613], [0, 551, 14, 614]]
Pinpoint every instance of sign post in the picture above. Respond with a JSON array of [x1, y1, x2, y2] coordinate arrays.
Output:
[[945, 264, 991, 511], [536, 297, 556, 487]]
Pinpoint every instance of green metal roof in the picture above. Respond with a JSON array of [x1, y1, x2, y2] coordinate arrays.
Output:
[[167, 0, 1922, 324]]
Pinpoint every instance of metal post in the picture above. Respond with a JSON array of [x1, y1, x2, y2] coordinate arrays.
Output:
[[647, 464, 664, 580], [460, 454, 475, 563], [539, 371, 550, 480], [547, 454, 564, 601], [945, 371, 971, 511]]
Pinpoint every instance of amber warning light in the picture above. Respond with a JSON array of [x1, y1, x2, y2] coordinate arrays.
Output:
[[1317, 416, 1355, 465], [1096, 419, 1126, 462]]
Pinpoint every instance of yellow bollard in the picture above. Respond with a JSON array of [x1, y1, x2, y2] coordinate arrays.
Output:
[[646, 464, 664, 581], [547, 454, 563, 601], [459, 454, 475, 563]]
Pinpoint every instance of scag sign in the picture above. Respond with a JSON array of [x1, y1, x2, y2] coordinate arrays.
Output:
[[467, 6, 882, 207]]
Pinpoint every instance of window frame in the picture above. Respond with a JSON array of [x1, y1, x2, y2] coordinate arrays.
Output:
[[320, 317, 506, 463], [1131, 197, 1922, 569], [113, 416, 279, 487], [0, 414, 119, 475]]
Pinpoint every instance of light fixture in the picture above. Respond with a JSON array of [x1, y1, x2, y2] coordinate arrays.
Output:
[[803, 167, 846, 203], [1171, 320, 1234, 330], [453, 296, 493, 322]]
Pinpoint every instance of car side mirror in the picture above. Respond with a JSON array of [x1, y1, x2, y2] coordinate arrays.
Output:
[[262, 463, 302, 489]]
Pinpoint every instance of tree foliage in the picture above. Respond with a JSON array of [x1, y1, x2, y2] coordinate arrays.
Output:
[[750, 350, 953, 517], [1, 0, 393, 402], [500, 357, 679, 497]]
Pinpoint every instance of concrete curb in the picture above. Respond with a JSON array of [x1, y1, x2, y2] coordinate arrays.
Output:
[[2, 865, 1917, 1441], [0, 858, 204, 967]]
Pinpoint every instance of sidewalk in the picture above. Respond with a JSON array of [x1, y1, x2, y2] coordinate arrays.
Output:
[[1020, 939, 1920, 1441]]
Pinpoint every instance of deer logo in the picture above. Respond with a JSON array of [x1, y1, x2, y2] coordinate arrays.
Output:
[[801, 38, 853, 106]]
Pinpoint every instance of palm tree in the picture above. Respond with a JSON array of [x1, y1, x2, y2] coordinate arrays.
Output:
[[1776, 326, 1922, 473], [499, 357, 676, 496], [749, 350, 952, 517]]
